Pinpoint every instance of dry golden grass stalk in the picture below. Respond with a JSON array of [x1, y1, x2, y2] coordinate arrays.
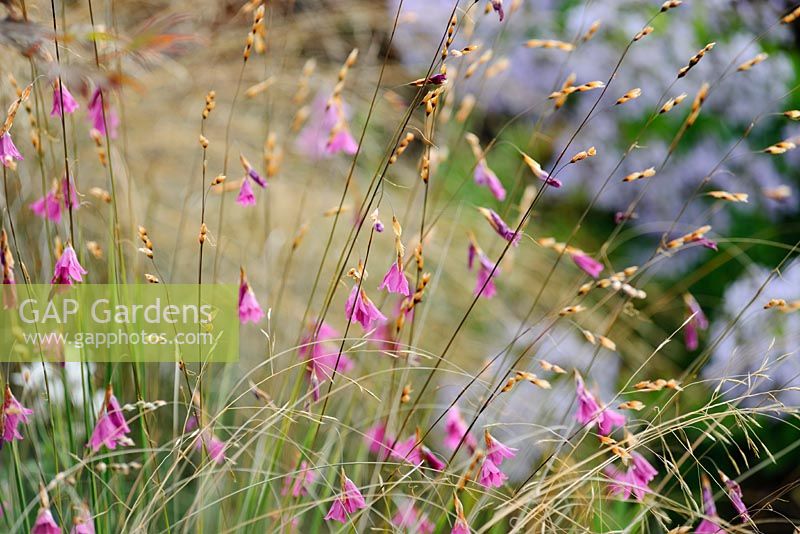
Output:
[[524, 39, 574, 51], [615, 88, 641, 105], [677, 42, 715, 78], [634, 26, 654, 41], [659, 93, 687, 114], [582, 20, 601, 42], [623, 167, 656, 183], [707, 191, 748, 202], [737, 53, 768, 72]]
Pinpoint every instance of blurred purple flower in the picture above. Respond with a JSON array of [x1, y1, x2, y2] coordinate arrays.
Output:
[[0, 132, 22, 167], [51, 245, 87, 285], [572, 253, 604, 279], [1, 385, 33, 444], [238, 268, 265, 324], [324, 474, 367, 523], [474, 161, 506, 201], [51, 80, 79, 117], [379, 261, 410, 296], [345, 284, 386, 330]]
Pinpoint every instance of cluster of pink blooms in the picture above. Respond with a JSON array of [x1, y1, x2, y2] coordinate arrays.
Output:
[[51, 245, 88, 285], [281, 461, 317, 497], [324, 472, 367, 523], [444, 406, 478, 453], [31, 500, 95, 533], [87, 385, 131, 452], [574, 372, 626, 436], [238, 267, 265, 324], [695, 472, 751, 532], [30, 174, 80, 223], [365, 422, 445, 470], [1, 385, 33, 445], [185, 415, 227, 463], [0, 131, 23, 167], [345, 281, 386, 331], [379, 260, 410, 297], [479, 431, 518, 488], [392, 501, 434, 533], [295, 95, 359, 158], [299, 322, 352, 401]]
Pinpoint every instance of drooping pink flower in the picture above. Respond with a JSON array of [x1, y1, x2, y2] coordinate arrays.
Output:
[[696, 475, 723, 533], [379, 261, 410, 296], [605, 452, 657, 501], [485, 431, 517, 465], [70, 506, 95, 534], [574, 372, 626, 435], [281, 461, 317, 497], [695, 238, 718, 251], [51, 80, 79, 117], [324, 473, 367, 523], [683, 293, 708, 351], [474, 253, 498, 298], [236, 178, 256, 206], [239, 154, 267, 188], [452, 495, 470, 534], [0, 132, 23, 167], [365, 422, 392, 458], [326, 127, 359, 155], [51, 244, 87, 285], [87, 386, 131, 452], [444, 406, 478, 452], [491, 0, 505, 21], [468, 238, 499, 299], [572, 253, 604, 279], [32, 508, 60, 534], [479, 457, 508, 488], [392, 502, 434, 534], [300, 322, 352, 401], [238, 267, 265, 324], [390, 434, 423, 465], [30, 192, 62, 223], [421, 445, 446, 471], [87, 88, 120, 138], [185, 415, 227, 463], [31, 176, 78, 223], [478, 207, 520, 246], [200, 433, 226, 463], [345, 284, 386, 330], [295, 95, 338, 159], [721, 471, 750, 522], [1, 385, 33, 444], [474, 160, 506, 201]]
